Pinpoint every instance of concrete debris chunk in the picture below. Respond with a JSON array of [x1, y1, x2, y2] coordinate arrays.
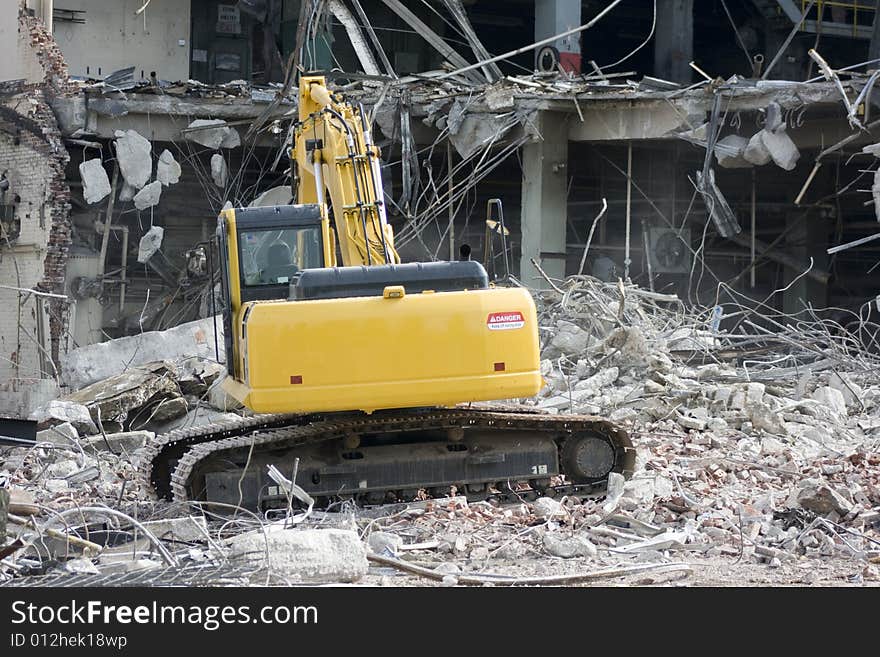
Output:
[[484, 85, 515, 110], [797, 482, 853, 516], [133, 180, 162, 210], [81, 430, 153, 454], [743, 131, 772, 165], [36, 421, 78, 445], [79, 158, 111, 204], [211, 153, 228, 187], [227, 528, 368, 583], [532, 496, 566, 518], [184, 119, 232, 150], [542, 532, 597, 559], [62, 317, 223, 389], [220, 128, 241, 149], [367, 531, 402, 555], [714, 134, 752, 168], [811, 386, 847, 418], [29, 400, 97, 436], [63, 361, 184, 431], [137, 225, 164, 263], [156, 149, 181, 186], [114, 129, 152, 189], [760, 127, 800, 171]]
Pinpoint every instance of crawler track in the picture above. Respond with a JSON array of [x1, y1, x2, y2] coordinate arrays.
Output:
[[137, 406, 635, 509]]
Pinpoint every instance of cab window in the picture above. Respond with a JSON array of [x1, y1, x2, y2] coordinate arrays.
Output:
[[238, 226, 322, 287]]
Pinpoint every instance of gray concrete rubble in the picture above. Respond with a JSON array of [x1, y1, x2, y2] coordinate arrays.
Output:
[[156, 149, 181, 186], [184, 119, 235, 150], [80, 431, 152, 454], [714, 134, 751, 169], [4, 269, 880, 589], [136, 225, 164, 263], [62, 316, 223, 389], [226, 528, 369, 583], [78, 158, 111, 204], [519, 272, 880, 573], [211, 153, 228, 187], [62, 361, 186, 432], [29, 399, 97, 435], [113, 129, 152, 189], [132, 180, 162, 210]]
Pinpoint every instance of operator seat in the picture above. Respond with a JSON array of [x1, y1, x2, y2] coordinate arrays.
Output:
[[261, 242, 298, 283]]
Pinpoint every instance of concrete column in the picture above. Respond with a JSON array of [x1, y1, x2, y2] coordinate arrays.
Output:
[[534, 0, 581, 73], [653, 0, 693, 83], [520, 111, 568, 288]]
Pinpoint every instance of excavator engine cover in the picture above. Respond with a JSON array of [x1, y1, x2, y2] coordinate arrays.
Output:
[[229, 274, 543, 414]]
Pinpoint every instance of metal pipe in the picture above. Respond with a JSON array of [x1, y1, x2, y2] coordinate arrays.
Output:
[[97, 162, 119, 293], [359, 104, 391, 263], [751, 169, 756, 289], [624, 141, 633, 280], [447, 141, 454, 261]]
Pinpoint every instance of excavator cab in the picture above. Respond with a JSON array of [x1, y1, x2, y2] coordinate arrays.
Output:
[[217, 203, 544, 415]]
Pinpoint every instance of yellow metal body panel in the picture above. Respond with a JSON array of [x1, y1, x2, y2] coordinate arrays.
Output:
[[231, 287, 542, 414]]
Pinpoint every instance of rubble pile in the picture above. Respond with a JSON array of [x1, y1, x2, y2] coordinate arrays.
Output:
[[2, 276, 880, 586], [526, 274, 880, 571]]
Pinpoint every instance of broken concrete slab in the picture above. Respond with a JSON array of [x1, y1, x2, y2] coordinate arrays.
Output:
[[133, 180, 162, 210], [81, 430, 153, 454], [36, 421, 79, 446], [151, 407, 239, 435], [211, 153, 228, 187], [548, 320, 591, 357], [829, 372, 863, 408], [79, 158, 111, 204], [227, 528, 369, 583], [137, 225, 164, 263], [156, 149, 181, 186], [114, 129, 152, 189], [30, 400, 97, 435], [206, 380, 243, 412], [62, 317, 223, 389], [63, 361, 183, 430]]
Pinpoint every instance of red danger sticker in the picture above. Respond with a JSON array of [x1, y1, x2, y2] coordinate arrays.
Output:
[[487, 311, 525, 331]]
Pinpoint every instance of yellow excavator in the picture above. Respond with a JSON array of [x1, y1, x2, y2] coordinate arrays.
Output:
[[142, 77, 633, 509]]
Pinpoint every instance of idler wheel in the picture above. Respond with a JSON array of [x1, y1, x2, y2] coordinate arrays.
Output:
[[560, 433, 616, 483]]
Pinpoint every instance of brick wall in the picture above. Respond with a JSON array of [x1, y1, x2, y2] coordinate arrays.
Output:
[[0, 7, 72, 416]]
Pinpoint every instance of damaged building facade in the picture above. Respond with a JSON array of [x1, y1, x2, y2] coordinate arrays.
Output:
[[1, 0, 880, 416]]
